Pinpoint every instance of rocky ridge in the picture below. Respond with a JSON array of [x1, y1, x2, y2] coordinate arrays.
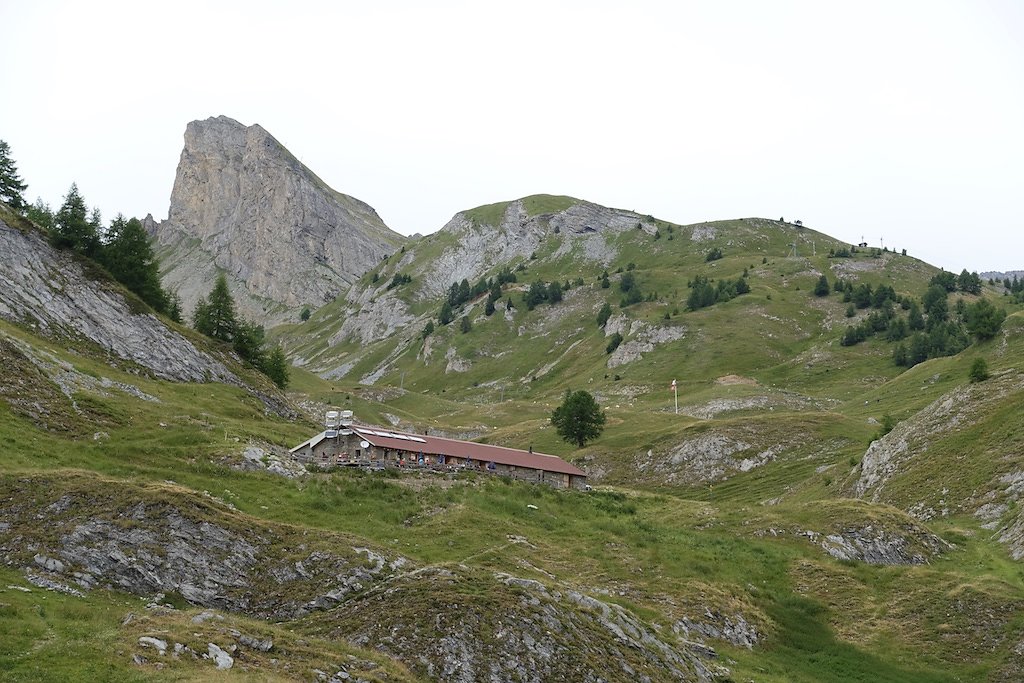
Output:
[[295, 197, 666, 377], [412, 199, 657, 299], [151, 116, 403, 325]]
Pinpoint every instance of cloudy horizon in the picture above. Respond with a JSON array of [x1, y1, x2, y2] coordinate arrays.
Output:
[[2, 0, 1022, 273]]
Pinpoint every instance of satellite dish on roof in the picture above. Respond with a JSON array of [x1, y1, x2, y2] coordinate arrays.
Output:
[[360, 440, 370, 449]]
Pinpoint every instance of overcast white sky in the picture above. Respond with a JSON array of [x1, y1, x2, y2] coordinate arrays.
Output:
[[2, 1, 1022, 272]]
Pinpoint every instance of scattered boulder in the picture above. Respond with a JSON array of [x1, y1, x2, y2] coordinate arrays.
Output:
[[138, 637, 168, 655], [207, 643, 234, 670]]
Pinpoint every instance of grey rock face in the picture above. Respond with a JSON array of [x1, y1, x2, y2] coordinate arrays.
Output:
[[417, 199, 656, 300], [674, 611, 760, 650], [798, 524, 950, 565], [643, 431, 790, 485], [0, 480, 408, 621], [152, 116, 403, 325], [0, 218, 293, 417], [607, 319, 686, 369], [58, 513, 259, 608], [0, 218, 234, 385]]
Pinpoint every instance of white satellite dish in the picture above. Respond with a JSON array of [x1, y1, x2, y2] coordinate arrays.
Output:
[[360, 440, 370, 449]]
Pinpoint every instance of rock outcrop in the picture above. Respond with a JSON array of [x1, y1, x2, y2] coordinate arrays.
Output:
[[0, 216, 294, 417], [800, 525, 949, 565], [415, 197, 656, 300], [0, 474, 408, 621], [0, 217, 234, 384], [151, 116, 404, 324], [320, 566, 728, 683]]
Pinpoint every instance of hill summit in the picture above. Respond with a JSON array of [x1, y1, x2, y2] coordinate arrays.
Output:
[[149, 116, 404, 325]]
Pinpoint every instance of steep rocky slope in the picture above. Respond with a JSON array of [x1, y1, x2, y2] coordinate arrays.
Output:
[[150, 116, 404, 324], [0, 215, 232, 384], [0, 213, 292, 417], [849, 325, 1024, 558]]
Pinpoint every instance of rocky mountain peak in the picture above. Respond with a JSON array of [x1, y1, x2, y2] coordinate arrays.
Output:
[[152, 116, 404, 325]]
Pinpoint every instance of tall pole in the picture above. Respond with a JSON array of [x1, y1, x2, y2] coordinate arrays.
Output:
[[672, 379, 678, 414]]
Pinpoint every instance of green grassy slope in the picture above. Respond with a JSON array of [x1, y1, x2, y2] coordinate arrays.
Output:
[[3, 198, 1024, 681]]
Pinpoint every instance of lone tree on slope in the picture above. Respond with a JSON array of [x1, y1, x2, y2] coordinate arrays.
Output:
[[550, 390, 606, 448], [814, 274, 831, 297]]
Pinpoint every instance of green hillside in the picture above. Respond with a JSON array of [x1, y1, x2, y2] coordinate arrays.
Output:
[[3, 197, 1024, 681]]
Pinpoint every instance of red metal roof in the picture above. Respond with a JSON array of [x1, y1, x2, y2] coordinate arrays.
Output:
[[350, 425, 586, 477]]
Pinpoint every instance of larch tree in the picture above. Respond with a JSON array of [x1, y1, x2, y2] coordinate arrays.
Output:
[[814, 274, 831, 297], [26, 197, 54, 231], [263, 346, 290, 389]]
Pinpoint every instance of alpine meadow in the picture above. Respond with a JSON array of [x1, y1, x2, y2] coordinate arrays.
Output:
[[1, 116, 1024, 683]]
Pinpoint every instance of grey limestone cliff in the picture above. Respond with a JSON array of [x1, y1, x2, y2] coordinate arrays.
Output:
[[151, 116, 404, 325]]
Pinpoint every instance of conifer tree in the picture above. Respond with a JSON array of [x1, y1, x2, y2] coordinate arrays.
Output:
[[964, 299, 1006, 341], [550, 390, 606, 447], [969, 357, 989, 382], [167, 292, 183, 323], [439, 300, 454, 325], [0, 140, 28, 211], [814, 274, 830, 297], [547, 280, 563, 304], [263, 346, 290, 389], [232, 320, 266, 366], [53, 183, 100, 256], [193, 274, 237, 342], [102, 215, 168, 312], [26, 197, 55, 231]]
